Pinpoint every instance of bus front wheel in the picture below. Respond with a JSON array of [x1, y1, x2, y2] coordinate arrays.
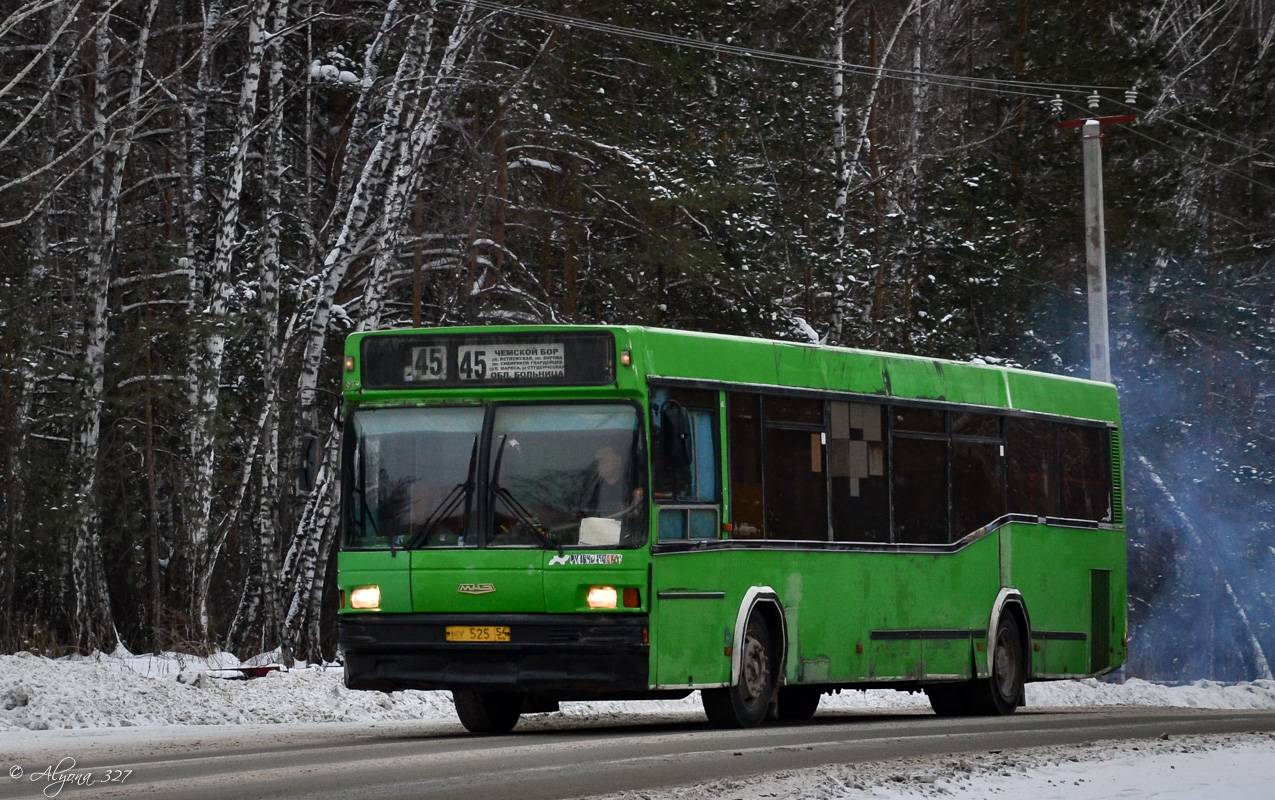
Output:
[[702, 615, 776, 728], [453, 690, 522, 734]]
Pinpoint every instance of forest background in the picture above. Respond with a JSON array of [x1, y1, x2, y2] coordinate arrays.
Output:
[[0, 0, 1271, 681]]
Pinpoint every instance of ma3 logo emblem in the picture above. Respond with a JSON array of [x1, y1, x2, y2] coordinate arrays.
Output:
[[457, 583, 496, 595]]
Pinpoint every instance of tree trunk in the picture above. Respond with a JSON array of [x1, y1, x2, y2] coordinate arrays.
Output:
[[186, 0, 273, 641]]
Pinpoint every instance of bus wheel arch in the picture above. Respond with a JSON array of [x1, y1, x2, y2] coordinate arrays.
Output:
[[984, 589, 1031, 711], [703, 587, 786, 728]]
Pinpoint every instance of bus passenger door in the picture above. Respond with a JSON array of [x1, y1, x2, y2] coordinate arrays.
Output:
[[649, 388, 732, 688]]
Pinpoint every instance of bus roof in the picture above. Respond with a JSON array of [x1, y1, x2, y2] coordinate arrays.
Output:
[[347, 325, 1120, 425]]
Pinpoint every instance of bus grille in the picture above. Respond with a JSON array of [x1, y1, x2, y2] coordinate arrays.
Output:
[[1109, 427, 1125, 526]]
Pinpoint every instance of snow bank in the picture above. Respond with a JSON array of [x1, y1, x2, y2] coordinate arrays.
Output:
[[1028, 676, 1275, 710], [2, 648, 1274, 732], [0, 650, 453, 730], [597, 733, 1275, 800]]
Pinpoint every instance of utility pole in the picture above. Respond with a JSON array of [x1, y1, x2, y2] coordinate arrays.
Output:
[[1082, 119, 1111, 383], [1055, 111, 1135, 384]]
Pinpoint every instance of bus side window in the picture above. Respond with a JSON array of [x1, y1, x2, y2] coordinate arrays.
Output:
[[892, 407, 950, 544], [1060, 425, 1112, 522], [892, 436, 949, 544], [951, 412, 1005, 539], [762, 395, 828, 541], [652, 388, 721, 541], [830, 402, 890, 543], [1006, 418, 1060, 518]]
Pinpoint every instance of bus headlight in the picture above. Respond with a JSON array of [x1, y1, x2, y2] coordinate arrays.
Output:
[[586, 586, 618, 609], [349, 585, 381, 610]]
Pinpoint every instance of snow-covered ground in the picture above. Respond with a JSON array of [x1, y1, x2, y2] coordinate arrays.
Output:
[[2, 648, 1274, 798], [598, 734, 1275, 800], [5, 647, 1275, 731]]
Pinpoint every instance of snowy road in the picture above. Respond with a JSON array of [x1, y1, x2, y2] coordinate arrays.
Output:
[[3, 708, 1274, 800], [4, 652, 1275, 798]]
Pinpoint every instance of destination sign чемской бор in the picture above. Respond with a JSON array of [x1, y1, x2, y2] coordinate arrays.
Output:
[[457, 344, 565, 380]]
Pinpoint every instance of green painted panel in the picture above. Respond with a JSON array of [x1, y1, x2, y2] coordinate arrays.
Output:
[[882, 359, 948, 402], [1004, 369, 1119, 422], [638, 329, 891, 396], [871, 640, 922, 680], [884, 357, 1010, 407], [649, 537, 1004, 687], [1045, 640, 1088, 676], [542, 556, 648, 614], [409, 549, 545, 613], [1000, 523, 1127, 677], [650, 552, 734, 687], [924, 638, 974, 678], [337, 550, 412, 614]]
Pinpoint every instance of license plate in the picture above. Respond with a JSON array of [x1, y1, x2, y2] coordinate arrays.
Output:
[[445, 625, 511, 643]]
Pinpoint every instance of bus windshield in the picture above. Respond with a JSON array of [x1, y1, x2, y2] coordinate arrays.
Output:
[[488, 404, 646, 549], [342, 403, 646, 550], [344, 406, 485, 549]]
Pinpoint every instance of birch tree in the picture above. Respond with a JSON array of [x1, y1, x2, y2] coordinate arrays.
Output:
[[184, 0, 274, 643], [249, 0, 290, 656], [70, 0, 161, 651]]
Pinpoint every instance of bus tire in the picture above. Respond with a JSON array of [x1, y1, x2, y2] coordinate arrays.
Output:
[[453, 690, 522, 734], [702, 615, 776, 728], [971, 612, 1025, 716], [776, 686, 822, 721]]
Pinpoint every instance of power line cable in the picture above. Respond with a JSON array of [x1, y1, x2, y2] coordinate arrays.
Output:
[[451, 1, 1275, 194], [1091, 90, 1275, 164], [1058, 99, 1275, 194], [1122, 123, 1275, 194], [465, 0, 1275, 164], [455, 0, 1123, 97]]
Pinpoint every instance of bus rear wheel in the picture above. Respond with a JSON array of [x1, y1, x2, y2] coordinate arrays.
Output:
[[702, 615, 776, 728], [971, 613, 1025, 715], [453, 690, 522, 734], [926, 613, 1025, 717]]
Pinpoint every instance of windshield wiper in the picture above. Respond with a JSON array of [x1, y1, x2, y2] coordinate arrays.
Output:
[[406, 435, 478, 550], [489, 434, 559, 553]]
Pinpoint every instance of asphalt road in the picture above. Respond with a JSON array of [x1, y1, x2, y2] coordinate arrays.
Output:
[[4, 707, 1275, 800]]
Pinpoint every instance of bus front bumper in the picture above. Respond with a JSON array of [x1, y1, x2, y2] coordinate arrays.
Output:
[[339, 613, 650, 695]]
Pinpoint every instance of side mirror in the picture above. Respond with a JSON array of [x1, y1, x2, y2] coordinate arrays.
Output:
[[298, 434, 319, 494], [660, 402, 693, 468]]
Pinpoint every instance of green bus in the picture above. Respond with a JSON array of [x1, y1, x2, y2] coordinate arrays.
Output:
[[336, 325, 1125, 732]]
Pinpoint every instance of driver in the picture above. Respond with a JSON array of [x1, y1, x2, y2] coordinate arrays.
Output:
[[581, 444, 642, 518]]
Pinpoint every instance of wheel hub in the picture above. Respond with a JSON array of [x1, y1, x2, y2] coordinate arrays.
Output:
[[994, 629, 1018, 697], [741, 633, 770, 705]]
